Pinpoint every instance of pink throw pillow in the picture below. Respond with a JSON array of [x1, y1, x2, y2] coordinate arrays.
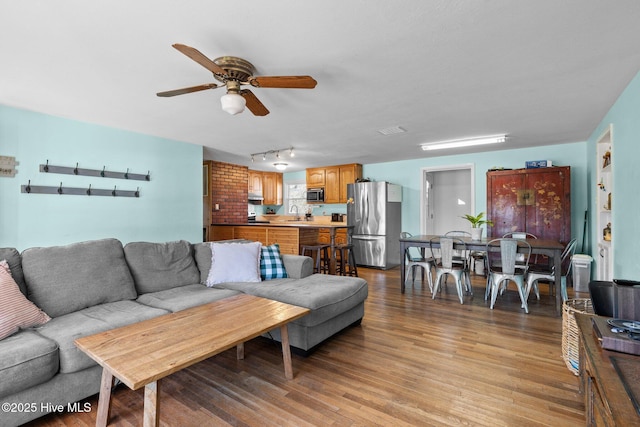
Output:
[[0, 260, 51, 340]]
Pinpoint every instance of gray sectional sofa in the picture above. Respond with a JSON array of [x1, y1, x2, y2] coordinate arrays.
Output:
[[0, 238, 368, 426]]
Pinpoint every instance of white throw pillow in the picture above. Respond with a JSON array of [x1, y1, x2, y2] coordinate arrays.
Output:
[[206, 241, 262, 286]]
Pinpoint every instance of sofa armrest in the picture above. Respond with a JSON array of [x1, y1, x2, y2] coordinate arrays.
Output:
[[282, 255, 313, 279]]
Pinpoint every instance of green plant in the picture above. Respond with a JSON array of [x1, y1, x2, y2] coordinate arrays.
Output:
[[462, 212, 494, 228]]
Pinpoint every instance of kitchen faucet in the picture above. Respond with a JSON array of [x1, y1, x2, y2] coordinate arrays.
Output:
[[291, 205, 301, 220]]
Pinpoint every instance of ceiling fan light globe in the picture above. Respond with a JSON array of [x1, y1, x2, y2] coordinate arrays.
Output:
[[220, 93, 246, 115]]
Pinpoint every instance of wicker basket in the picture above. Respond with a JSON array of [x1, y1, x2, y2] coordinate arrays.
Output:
[[562, 298, 594, 375]]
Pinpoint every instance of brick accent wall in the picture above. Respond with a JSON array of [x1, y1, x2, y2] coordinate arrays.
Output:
[[209, 161, 248, 224]]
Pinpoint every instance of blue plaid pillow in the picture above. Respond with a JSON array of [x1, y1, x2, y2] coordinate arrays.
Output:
[[260, 244, 288, 280]]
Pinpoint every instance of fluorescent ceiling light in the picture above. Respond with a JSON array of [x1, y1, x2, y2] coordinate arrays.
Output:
[[421, 135, 506, 151], [273, 162, 288, 171]]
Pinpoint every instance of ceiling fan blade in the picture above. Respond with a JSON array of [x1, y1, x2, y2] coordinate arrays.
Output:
[[250, 75, 317, 89], [156, 83, 219, 97], [240, 89, 270, 116], [172, 44, 228, 76]]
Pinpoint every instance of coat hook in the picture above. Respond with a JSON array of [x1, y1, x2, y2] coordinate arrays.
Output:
[[26, 180, 32, 193], [125, 168, 129, 179], [112, 186, 117, 197], [44, 160, 49, 173], [58, 182, 63, 195], [86, 184, 92, 196], [74, 162, 79, 175], [135, 187, 140, 198], [145, 171, 150, 181], [101, 166, 106, 177]]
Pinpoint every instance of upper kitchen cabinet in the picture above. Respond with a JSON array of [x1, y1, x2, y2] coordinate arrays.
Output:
[[306, 168, 326, 187], [248, 170, 263, 194], [486, 166, 571, 243], [262, 171, 283, 205], [339, 164, 361, 202], [307, 163, 362, 204], [247, 169, 282, 205]]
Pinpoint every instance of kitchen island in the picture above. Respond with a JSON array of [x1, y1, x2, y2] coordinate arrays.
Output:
[[210, 221, 350, 274]]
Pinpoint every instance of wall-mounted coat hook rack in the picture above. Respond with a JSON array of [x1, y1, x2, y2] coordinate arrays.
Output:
[[21, 181, 141, 197], [40, 161, 150, 181]]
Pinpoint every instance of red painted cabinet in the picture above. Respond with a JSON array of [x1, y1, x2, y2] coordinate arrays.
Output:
[[486, 166, 571, 244]]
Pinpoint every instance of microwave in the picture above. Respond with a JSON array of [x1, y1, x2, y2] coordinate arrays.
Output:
[[306, 187, 324, 202]]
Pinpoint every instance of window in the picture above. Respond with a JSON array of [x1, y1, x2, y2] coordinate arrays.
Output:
[[286, 183, 308, 216]]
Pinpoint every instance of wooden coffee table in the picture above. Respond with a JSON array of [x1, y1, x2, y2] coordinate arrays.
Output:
[[75, 294, 310, 427]]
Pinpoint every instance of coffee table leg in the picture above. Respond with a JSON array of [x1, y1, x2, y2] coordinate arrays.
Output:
[[280, 324, 294, 380], [96, 369, 114, 427], [143, 381, 160, 427], [237, 342, 245, 360]]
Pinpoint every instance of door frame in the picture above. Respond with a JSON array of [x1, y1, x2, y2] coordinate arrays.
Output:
[[420, 163, 475, 235]]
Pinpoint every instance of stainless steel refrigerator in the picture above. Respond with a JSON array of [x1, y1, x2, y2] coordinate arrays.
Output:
[[347, 181, 402, 269]]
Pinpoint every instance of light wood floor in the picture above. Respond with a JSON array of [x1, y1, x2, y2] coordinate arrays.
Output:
[[25, 267, 586, 426]]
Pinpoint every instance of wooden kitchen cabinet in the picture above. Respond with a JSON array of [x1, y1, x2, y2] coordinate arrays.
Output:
[[306, 168, 326, 188], [262, 172, 283, 205], [486, 166, 571, 243], [248, 170, 263, 194], [209, 225, 299, 255], [307, 163, 362, 203], [324, 166, 340, 203], [339, 164, 361, 202], [317, 228, 348, 245]]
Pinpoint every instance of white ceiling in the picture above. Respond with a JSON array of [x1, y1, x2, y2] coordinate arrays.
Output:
[[2, 1, 640, 172]]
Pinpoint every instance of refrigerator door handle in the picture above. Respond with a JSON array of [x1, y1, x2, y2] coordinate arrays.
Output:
[[353, 235, 381, 240]]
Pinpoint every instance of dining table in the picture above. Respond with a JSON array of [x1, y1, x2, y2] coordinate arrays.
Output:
[[399, 234, 566, 316]]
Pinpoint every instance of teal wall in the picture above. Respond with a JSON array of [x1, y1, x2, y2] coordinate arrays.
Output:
[[283, 142, 589, 248], [0, 105, 203, 250], [363, 143, 588, 243], [588, 70, 640, 280]]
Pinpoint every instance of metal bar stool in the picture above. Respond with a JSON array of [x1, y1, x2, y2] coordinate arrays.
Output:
[[335, 244, 358, 277], [300, 243, 330, 274]]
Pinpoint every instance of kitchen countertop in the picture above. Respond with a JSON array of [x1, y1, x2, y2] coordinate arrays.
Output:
[[212, 222, 348, 228]]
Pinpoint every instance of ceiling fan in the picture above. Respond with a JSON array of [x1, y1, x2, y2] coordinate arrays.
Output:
[[157, 44, 317, 116]]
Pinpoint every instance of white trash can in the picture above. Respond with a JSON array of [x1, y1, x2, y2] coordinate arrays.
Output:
[[572, 254, 593, 292]]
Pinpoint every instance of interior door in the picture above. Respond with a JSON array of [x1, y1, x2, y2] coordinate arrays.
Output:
[[423, 168, 473, 235]]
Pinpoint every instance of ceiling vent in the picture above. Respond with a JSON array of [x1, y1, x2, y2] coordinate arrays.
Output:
[[377, 126, 406, 136]]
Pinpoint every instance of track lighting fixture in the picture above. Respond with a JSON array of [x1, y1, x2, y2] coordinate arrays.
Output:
[[250, 147, 296, 170]]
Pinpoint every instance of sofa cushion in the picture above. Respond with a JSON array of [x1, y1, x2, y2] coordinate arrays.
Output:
[[213, 274, 368, 327], [206, 242, 262, 286], [124, 240, 201, 294], [22, 238, 137, 318], [136, 284, 242, 312], [36, 300, 168, 373], [0, 247, 26, 295], [0, 330, 58, 398], [260, 244, 288, 280], [192, 240, 254, 285], [0, 260, 51, 340]]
